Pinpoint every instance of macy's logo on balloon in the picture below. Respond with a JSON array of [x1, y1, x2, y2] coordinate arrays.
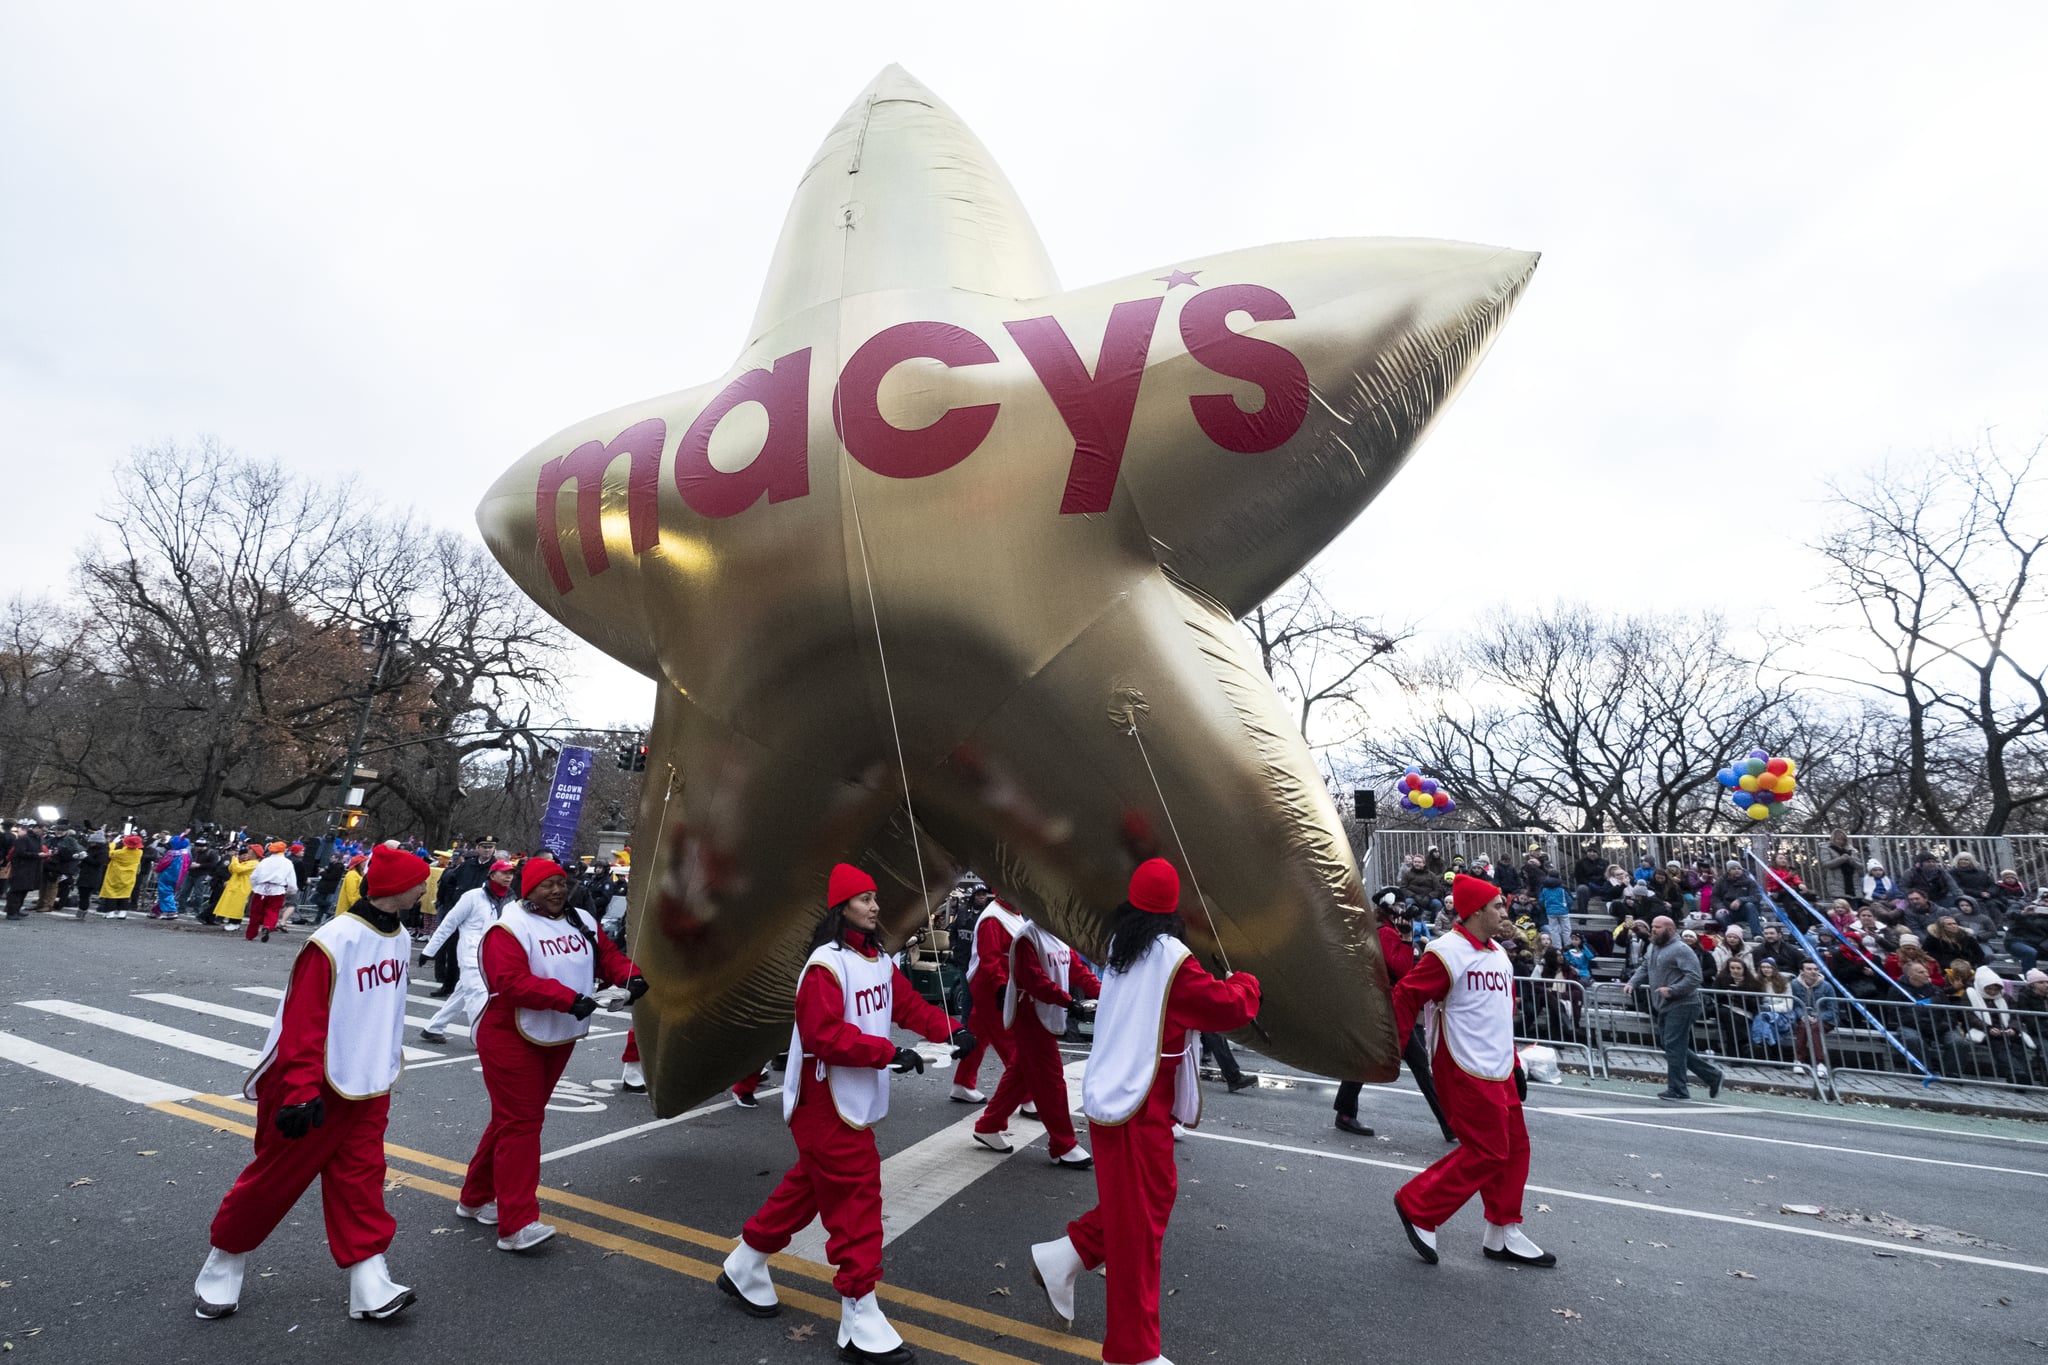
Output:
[[536, 284, 1308, 593]]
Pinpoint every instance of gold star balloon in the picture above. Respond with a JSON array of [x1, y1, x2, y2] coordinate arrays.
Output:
[[478, 66, 1537, 1113]]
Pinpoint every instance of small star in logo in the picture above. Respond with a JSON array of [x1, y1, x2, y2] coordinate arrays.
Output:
[[1155, 268, 1201, 290]]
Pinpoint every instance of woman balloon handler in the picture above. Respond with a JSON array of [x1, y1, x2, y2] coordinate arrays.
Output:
[[456, 858, 645, 1252], [1029, 859, 1260, 1365], [971, 915, 1101, 1165], [191, 845, 431, 1322], [718, 863, 974, 1365], [952, 892, 1027, 1103]]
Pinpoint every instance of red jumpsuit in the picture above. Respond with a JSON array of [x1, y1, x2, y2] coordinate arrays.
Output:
[[976, 940, 1100, 1157], [460, 919, 637, 1236], [1390, 925, 1529, 1231], [208, 949, 396, 1266], [1067, 959, 1259, 1365], [741, 938, 956, 1299], [954, 914, 1019, 1092]]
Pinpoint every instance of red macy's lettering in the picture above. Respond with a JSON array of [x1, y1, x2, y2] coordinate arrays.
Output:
[[1463, 969, 1511, 992], [354, 957, 407, 992], [537, 935, 590, 958], [852, 982, 892, 1016], [537, 286, 1308, 591]]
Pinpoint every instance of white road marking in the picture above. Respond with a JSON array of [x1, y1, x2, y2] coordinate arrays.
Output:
[[539, 1090, 782, 1163], [1181, 1128, 2048, 1278], [1541, 1108, 2048, 1180], [20, 999, 266, 1066], [397, 1027, 624, 1070], [0, 1031, 195, 1103], [784, 1061, 1084, 1261]]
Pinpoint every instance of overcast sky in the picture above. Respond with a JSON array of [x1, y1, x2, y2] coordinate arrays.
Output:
[[5, 3, 2043, 729]]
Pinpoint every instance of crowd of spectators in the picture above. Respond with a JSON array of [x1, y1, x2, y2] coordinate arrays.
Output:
[[1383, 835, 2048, 1089]]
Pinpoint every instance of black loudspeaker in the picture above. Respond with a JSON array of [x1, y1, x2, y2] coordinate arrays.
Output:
[[1354, 790, 1376, 821]]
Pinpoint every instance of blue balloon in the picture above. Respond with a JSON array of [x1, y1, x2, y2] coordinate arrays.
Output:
[[1716, 767, 1738, 787], [1420, 778, 1439, 794], [1748, 748, 1770, 762], [1732, 791, 1755, 808]]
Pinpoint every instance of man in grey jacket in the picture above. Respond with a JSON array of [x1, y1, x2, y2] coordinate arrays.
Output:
[[1627, 915, 1725, 1102]]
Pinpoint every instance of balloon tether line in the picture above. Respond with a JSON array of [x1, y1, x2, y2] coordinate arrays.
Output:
[[1125, 716, 1233, 978]]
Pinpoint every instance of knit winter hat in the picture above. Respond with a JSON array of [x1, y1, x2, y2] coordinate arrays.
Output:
[[365, 846, 431, 899], [1128, 858, 1180, 914], [1451, 873, 1502, 919], [520, 858, 569, 898], [827, 862, 877, 908], [266, 841, 288, 854]]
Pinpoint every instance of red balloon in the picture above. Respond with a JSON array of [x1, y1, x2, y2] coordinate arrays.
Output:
[[1765, 757, 1788, 776], [1405, 774, 1423, 791]]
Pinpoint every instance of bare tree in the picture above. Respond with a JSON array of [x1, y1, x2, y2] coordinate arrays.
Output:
[[1812, 439, 2047, 834], [1242, 571, 1407, 750], [1367, 604, 1800, 832], [0, 596, 87, 815]]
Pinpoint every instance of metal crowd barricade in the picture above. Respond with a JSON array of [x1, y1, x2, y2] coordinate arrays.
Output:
[[1361, 829, 2048, 902], [1821, 994, 2046, 1097], [1513, 976, 1600, 1078], [1577, 982, 1828, 1099]]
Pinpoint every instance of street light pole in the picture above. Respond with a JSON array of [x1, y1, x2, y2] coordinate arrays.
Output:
[[319, 617, 405, 861]]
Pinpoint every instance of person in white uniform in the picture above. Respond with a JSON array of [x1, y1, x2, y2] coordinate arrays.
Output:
[[416, 858, 514, 1043]]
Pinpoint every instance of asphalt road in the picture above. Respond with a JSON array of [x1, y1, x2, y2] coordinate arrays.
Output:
[[4, 910, 2046, 1365]]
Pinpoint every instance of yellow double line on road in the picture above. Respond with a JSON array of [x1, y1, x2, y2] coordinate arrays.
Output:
[[152, 1095, 1086, 1365]]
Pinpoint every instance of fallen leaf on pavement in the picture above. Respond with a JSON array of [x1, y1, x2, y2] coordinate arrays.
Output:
[[1729, 1271, 1757, 1280], [988, 1287, 1011, 1297], [67, 1179, 92, 1188], [1650, 1242, 1668, 1249], [628, 1176, 642, 1184], [1551, 1308, 1581, 1321], [785, 1324, 817, 1342], [1872, 1251, 1897, 1258], [1535, 1203, 1552, 1213], [429, 1227, 453, 1235], [136, 1151, 158, 1157]]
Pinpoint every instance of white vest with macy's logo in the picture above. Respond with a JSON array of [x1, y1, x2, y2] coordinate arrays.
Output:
[[1004, 920, 1074, 1035], [783, 941, 896, 1129], [965, 904, 1026, 985], [492, 902, 597, 1045], [1081, 936, 1201, 1128], [244, 912, 410, 1101], [1422, 929, 1518, 1081]]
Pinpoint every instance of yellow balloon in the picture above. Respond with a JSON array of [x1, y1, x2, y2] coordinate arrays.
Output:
[[1412, 792, 1434, 809], [1782, 757, 1798, 776], [1747, 804, 1772, 821], [478, 65, 1539, 1110], [1738, 774, 1760, 792], [1778, 778, 1796, 796]]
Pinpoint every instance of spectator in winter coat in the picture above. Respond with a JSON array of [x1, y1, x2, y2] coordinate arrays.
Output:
[[1901, 890, 1940, 935], [1486, 855, 1521, 897], [1923, 916, 1987, 971], [1905, 854, 1958, 908], [75, 832, 109, 918], [1563, 932, 1595, 984], [1818, 832, 1863, 903], [5, 823, 47, 917], [1987, 870, 2030, 919], [1751, 924, 1807, 974], [1398, 855, 1445, 914], [2009, 970, 2048, 1053], [1948, 853, 1995, 903], [1950, 896, 2000, 940], [2003, 897, 2048, 974], [1967, 968, 2038, 1086], [1571, 847, 1610, 914], [1863, 861, 1900, 904], [1711, 864, 1766, 936], [1712, 926, 1756, 977], [1788, 961, 1843, 1077]]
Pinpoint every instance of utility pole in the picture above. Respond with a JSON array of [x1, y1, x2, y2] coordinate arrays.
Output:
[[319, 617, 405, 860]]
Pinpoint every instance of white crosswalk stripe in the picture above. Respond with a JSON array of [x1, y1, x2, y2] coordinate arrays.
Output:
[[0, 1031, 195, 1103], [234, 986, 465, 1044], [20, 999, 266, 1066]]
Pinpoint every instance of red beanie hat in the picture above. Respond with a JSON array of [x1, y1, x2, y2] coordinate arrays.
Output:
[[827, 863, 877, 908], [521, 858, 569, 898], [365, 846, 431, 899], [1451, 873, 1501, 919], [1128, 858, 1180, 914]]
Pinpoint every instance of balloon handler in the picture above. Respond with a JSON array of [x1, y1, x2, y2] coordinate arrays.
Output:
[[456, 858, 646, 1251], [1390, 873, 1555, 1268], [951, 892, 1026, 1104], [1029, 859, 1260, 1365], [971, 915, 1100, 1166], [190, 845, 432, 1322], [718, 863, 974, 1365]]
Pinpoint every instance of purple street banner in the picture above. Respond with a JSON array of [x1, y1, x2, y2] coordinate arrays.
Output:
[[537, 746, 594, 859]]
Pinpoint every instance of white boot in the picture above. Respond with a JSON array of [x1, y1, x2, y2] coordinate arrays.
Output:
[[949, 1083, 986, 1103], [1019, 1103, 1039, 1119], [838, 1291, 909, 1362], [346, 1253, 416, 1319], [1050, 1144, 1093, 1169], [717, 1240, 779, 1316], [495, 1221, 557, 1253], [1030, 1235, 1083, 1326], [1137, 1357, 1177, 1364], [454, 1198, 498, 1225], [192, 1247, 245, 1319], [972, 1128, 1013, 1154], [1482, 1220, 1556, 1266], [621, 1059, 646, 1092]]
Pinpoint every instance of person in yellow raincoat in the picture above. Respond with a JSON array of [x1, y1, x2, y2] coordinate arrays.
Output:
[[99, 835, 146, 918], [213, 844, 260, 928], [334, 854, 367, 920]]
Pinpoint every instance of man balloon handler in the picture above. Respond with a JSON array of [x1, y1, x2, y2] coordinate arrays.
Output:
[[191, 844, 432, 1322], [718, 863, 973, 1365], [1391, 873, 1556, 1268]]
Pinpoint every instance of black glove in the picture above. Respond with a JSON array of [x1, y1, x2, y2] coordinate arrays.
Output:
[[417, 950, 430, 967], [1514, 1062, 1529, 1103], [274, 1096, 326, 1140], [890, 1046, 925, 1074], [949, 1028, 976, 1061], [569, 994, 599, 1020], [624, 975, 649, 1003]]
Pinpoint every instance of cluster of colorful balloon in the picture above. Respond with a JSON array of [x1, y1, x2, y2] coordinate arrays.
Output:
[[1716, 749, 1797, 821], [1398, 769, 1456, 819]]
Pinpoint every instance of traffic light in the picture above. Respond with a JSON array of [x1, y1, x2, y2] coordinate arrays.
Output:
[[632, 743, 649, 772], [616, 743, 634, 770], [340, 809, 365, 831]]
